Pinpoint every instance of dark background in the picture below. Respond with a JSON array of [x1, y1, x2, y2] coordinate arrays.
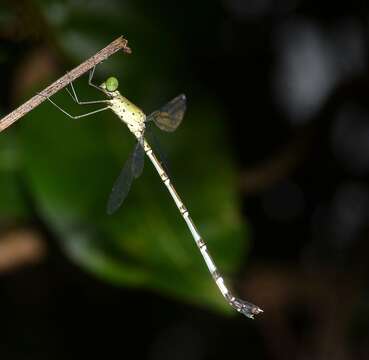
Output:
[[1, 0, 369, 359]]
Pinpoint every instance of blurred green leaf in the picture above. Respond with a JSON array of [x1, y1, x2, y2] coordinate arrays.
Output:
[[0, 128, 30, 220]]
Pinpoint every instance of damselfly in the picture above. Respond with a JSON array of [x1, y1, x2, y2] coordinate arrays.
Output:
[[40, 67, 263, 319]]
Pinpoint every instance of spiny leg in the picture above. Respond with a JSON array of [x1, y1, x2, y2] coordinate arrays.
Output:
[[88, 65, 106, 94], [38, 93, 109, 119], [65, 71, 109, 105]]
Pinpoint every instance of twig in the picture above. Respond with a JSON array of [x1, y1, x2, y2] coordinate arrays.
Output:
[[0, 228, 46, 272], [0, 36, 131, 133]]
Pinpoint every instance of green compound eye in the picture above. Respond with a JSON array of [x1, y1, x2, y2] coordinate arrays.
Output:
[[105, 77, 119, 92]]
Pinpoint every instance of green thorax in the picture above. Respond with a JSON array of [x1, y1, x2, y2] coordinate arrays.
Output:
[[109, 91, 146, 133]]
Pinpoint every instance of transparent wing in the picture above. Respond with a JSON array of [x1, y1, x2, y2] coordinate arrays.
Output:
[[132, 138, 145, 178], [106, 141, 145, 215], [145, 124, 171, 176], [106, 156, 134, 215], [146, 94, 186, 132]]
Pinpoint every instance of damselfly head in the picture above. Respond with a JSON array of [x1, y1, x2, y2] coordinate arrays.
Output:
[[100, 77, 119, 94]]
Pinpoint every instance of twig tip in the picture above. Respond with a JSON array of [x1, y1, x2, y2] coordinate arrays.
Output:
[[120, 36, 132, 54]]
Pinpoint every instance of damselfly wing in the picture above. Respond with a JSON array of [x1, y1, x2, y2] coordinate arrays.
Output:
[[146, 94, 186, 132]]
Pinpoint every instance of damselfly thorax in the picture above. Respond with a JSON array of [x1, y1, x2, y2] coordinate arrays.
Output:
[[109, 92, 146, 137]]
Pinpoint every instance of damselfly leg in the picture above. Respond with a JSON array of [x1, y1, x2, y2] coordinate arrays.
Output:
[[88, 66, 108, 94], [65, 72, 108, 106], [38, 92, 110, 119], [38, 68, 110, 119]]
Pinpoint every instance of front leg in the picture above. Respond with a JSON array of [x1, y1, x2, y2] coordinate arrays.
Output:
[[65, 71, 109, 105]]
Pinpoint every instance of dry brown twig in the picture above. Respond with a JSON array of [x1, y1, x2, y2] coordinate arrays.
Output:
[[0, 228, 46, 272], [0, 36, 131, 133]]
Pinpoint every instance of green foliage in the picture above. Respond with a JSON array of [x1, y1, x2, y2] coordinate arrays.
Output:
[[0, 129, 29, 220]]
